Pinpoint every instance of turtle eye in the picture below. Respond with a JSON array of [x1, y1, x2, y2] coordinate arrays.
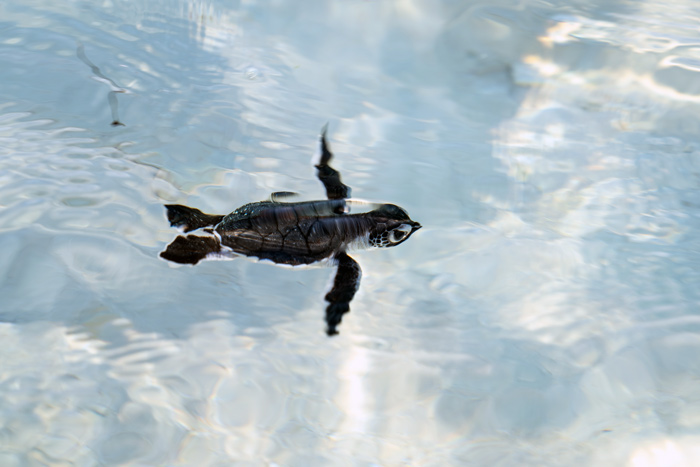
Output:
[[388, 224, 412, 244], [390, 230, 406, 243]]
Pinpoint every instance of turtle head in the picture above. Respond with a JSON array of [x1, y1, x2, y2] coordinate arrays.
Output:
[[367, 204, 421, 248]]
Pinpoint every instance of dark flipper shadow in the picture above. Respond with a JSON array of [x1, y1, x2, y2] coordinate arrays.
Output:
[[107, 91, 125, 127], [315, 125, 351, 201], [77, 43, 127, 126], [325, 252, 362, 336]]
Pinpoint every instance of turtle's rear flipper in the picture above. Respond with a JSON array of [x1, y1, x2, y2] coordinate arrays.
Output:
[[165, 204, 224, 233], [324, 252, 362, 336], [160, 235, 222, 265]]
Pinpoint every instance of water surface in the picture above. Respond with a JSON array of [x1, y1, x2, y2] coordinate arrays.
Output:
[[2, 0, 700, 465]]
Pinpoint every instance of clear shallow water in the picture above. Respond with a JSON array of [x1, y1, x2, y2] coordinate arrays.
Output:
[[2, 0, 700, 465]]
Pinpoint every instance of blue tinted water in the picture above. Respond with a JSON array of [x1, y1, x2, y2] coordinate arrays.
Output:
[[2, 0, 700, 465]]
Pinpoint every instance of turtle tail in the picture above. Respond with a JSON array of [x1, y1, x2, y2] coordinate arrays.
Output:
[[160, 234, 222, 265], [165, 204, 224, 233]]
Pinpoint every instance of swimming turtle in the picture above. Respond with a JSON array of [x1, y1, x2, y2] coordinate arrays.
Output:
[[160, 126, 421, 335]]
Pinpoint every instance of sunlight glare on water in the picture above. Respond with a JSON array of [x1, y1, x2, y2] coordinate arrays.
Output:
[[1, 0, 700, 465]]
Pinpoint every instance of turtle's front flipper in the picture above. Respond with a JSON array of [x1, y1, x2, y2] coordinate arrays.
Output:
[[315, 125, 351, 200], [160, 234, 222, 265], [324, 252, 362, 336], [165, 205, 224, 233]]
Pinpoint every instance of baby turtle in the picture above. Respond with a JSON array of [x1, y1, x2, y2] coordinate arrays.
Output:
[[160, 126, 421, 335]]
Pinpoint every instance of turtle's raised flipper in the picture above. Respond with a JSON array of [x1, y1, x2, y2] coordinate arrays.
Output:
[[324, 252, 362, 336], [165, 204, 224, 233], [315, 125, 351, 200], [160, 234, 222, 265]]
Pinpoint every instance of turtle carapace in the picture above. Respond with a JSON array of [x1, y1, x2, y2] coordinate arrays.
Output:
[[160, 126, 421, 335]]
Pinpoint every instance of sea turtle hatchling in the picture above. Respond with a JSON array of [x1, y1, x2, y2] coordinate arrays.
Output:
[[160, 126, 421, 335]]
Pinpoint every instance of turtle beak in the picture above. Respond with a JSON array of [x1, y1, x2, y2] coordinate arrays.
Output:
[[412, 222, 422, 231]]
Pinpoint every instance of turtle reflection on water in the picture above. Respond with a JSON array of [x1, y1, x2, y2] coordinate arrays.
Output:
[[160, 126, 421, 335]]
